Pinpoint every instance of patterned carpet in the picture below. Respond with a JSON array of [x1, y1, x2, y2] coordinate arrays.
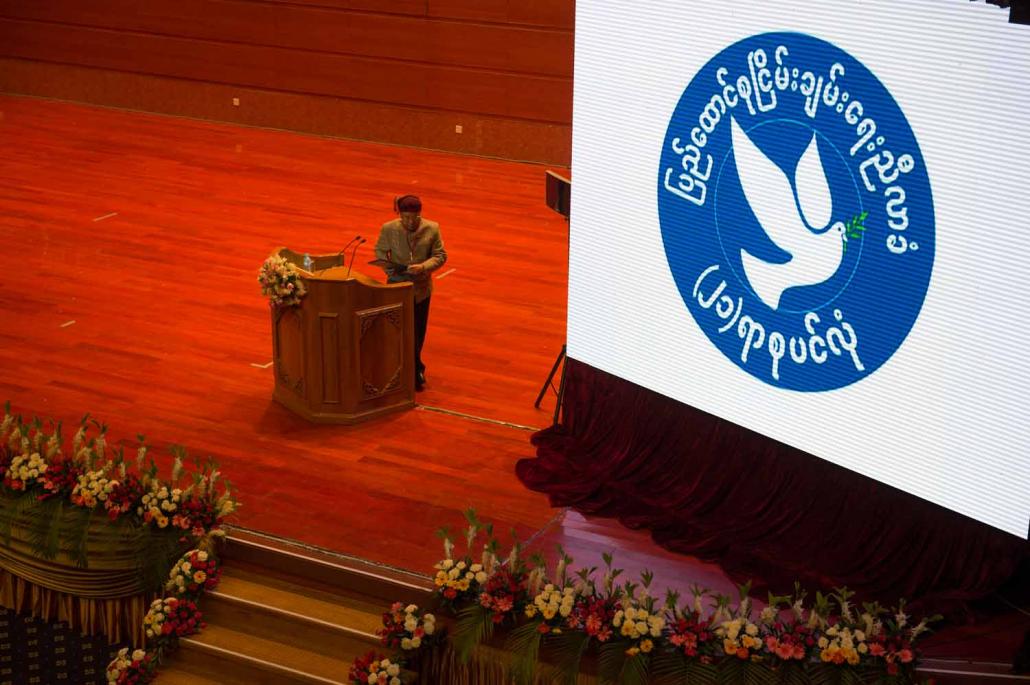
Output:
[[0, 608, 127, 685]]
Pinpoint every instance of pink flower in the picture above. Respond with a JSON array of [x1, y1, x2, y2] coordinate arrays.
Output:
[[869, 643, 885, 657], [899, 648, 914, 663]]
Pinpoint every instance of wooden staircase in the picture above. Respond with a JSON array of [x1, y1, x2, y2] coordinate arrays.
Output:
[[158, 529, 434, 684]]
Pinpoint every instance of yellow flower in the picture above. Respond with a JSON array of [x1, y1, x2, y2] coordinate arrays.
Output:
[[724, 639, 739, 654], [525, 606, 537, 618], [193, 571, 207, 584], [820, 649, 832, 662], [640, 639, 654, 653], [625, 647, 640, 657]]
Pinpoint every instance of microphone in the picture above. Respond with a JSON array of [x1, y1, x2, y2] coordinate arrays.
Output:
[[346, 238, 367, 279], [337, 235, 362, 266]]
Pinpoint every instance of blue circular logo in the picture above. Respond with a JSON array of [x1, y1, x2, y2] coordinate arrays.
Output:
[[658, 33, 934, 392]]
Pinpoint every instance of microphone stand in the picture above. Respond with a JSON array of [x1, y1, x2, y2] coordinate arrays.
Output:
[[316, 236, 360, 275], [534, 213, 571, 426], [346, 238, 366, 279]]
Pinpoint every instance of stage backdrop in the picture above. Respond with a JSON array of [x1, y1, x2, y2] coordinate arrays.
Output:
[[521, 0, 1029, 606]]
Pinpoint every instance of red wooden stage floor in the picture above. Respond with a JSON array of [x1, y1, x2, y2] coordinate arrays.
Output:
[[0, 96, 1023, 670]]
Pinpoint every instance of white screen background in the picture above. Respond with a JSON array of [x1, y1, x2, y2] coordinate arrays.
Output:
[[567, 0, 1030, 538]]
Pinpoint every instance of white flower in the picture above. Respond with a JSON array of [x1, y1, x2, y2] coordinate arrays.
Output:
[[367, 675, 377, 685], [131, 649, 146, 662], [411, 636, 422, 649], [401, 637, 412, 650], [386, 663, 400, 676], [405, 604, 418, 614]]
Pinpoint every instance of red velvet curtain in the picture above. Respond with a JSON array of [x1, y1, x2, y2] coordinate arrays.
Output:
[[517, 359, 1027, 613]]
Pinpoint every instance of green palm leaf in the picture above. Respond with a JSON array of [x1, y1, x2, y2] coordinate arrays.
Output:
[[650, 649, 688, 684], [505, 620, 544, 685], [599, 641, 629, 685], [542, 630, 591, 685], [451, 604, 494, 663], [620, 652, 651, 685]]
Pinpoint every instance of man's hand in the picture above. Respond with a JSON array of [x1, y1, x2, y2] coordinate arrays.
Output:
[[406, 263, 425, 275]]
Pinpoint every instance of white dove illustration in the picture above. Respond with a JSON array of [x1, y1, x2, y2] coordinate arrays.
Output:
[[732, 117, 846, 310]]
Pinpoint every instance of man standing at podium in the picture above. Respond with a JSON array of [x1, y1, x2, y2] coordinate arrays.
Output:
[[374, 195, 447, 391]]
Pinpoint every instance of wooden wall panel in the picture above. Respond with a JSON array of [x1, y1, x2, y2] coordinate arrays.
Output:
[[428, 0, 574, 29], [261, 0, 426, 14], [0, 19, 571, 123], [0, 58, 572, 165], [0, 0, 575, 161], [0, 0, 573, 77]]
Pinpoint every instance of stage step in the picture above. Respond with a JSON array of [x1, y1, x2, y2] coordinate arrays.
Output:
[[148, 663, 229, 685], [159, 529, 434, 684]]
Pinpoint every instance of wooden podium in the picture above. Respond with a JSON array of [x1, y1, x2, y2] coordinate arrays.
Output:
[[270, 248, 415, 423]]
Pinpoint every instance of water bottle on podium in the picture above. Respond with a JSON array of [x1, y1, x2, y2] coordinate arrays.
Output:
[[302, 253, 313, 271]]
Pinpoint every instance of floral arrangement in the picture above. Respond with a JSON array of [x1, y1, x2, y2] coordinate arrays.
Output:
[[143, 596, 205, 641], [348, 652, 403, 685], [258, 254, 307, 307], [105, 545, 223, 684], [166, 548, 221, 597], [350, 510, 941, 685], [105, 648, 159, 685], [0, 405, 238, 577], [379, 602, 438, 652]]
